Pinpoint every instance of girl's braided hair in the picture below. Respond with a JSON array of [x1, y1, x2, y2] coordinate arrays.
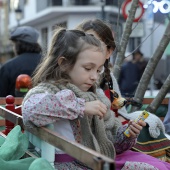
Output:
[[100, 59, 109, 88]]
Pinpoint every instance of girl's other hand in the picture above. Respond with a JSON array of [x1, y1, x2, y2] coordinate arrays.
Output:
[[128, 120, 146, 138], [84, 100, 107, 119]]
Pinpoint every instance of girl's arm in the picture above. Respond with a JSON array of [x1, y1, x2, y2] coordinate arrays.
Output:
[[114, 124, 137, 154], [22, 89, 85, 127], [104, 111, 136, 154], [114, 119, 145, 154]]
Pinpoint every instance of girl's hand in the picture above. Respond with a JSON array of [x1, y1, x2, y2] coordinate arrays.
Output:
[[128, 120, 146, 138], [84, 100, 107, 119]]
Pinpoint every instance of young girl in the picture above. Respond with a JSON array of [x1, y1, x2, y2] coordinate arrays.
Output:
[[22, 28, 146, 169], [76, 19, 170, 169]]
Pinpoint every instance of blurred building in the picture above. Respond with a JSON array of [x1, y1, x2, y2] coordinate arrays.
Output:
[[0, 0, 13, 64], [0, 0, 169, 82]]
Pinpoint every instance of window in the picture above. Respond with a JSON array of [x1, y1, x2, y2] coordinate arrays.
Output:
[[37, 0, 62, 12], [74, 0, 90, 5]]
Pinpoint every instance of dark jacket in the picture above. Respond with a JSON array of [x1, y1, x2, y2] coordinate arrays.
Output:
[[118, 61, 140, 96], [0, 53, 42, 97]]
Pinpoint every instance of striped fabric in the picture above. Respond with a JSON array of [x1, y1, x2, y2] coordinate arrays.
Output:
[[132, 125, 170, 162]]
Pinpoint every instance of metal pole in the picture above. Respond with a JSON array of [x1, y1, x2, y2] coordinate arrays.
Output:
[[17, 20, 20, 27], [101, 0, 105, 20], [145, 3, 155, 96], [150, 25, 154, 96]]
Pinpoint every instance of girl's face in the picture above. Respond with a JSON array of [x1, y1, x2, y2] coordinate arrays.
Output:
[[68, 47, 105, 92], [86, 30, 113, 59]]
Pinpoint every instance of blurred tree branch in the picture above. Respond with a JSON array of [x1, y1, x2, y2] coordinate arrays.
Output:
[[131, 21, 170, 111]]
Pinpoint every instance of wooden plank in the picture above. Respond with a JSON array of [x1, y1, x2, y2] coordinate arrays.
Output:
[[0, 106, 115, 170], [0, 97, 23, 105], [27, 127, 115, 170], [0, 106, 23, 128], [142, 98, 169, 105]]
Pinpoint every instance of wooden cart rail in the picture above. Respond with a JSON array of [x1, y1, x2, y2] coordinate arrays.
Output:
[[142, 97, 169, 105], [0, 97, 23, 105], [0, 105, 115, 170]]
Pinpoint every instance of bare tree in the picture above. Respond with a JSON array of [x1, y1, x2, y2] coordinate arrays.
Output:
[[113, 0, 140, 80], [131, 22, 170, 111], [146, 74, 170, 113]]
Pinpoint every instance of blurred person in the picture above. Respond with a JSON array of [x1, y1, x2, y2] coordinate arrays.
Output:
[[154, 78, 163, 90], [124, 52, 133, 62], [133, 50, 148, 78], [118, 57, 140, 97], [163, 99, 170, 135], [0, 57, 2, 68], [0, 26, 42, 97], [118, 50, 147, 97]]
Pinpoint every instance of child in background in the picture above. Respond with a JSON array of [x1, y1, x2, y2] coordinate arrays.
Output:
[[76, 19, 170, 169]]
